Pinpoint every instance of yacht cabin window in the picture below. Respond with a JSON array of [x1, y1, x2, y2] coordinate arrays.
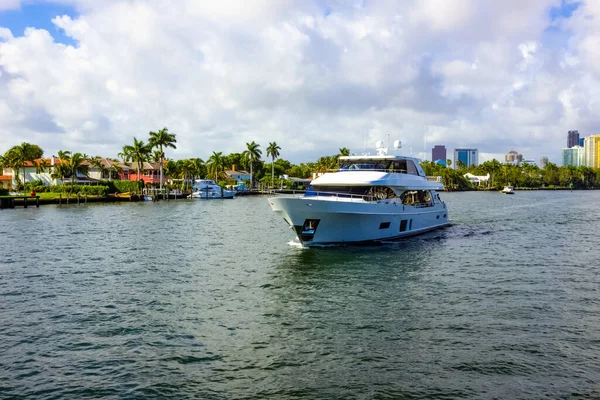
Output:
[[400, 190, 434, 207], [339, 159, 422, 176]]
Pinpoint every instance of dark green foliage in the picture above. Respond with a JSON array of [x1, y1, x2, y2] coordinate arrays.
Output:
[[0, 188, 8, 196], [100, 180, 141, 193]]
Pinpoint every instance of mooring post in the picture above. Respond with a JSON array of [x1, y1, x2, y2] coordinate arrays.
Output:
[[85, 194, 88, 204], [77, 193, 80, 205], [36, 196, 39, 208], [23, 196, 27, 208], [59, 193, 62, 205]]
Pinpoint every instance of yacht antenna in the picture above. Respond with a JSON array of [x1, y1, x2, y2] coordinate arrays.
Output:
[[423, 127, 427, 161]]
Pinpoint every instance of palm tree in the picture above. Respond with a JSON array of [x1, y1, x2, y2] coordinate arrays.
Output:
[[242, 141, 262, 188], [207, 151, 225, 182], [108, 162, 123, 181], [89, 156, 109, 180], [339, 147, 350, 156], [179, 159, 195, 191], [266, 142, 281, 188], [3, 142, 43, 188], [54, 150, 71, 186], [64, 153, 89, 193], [148, 127, 177, 192], [35, 158, 50, 175], [120, 137, 152, 192]]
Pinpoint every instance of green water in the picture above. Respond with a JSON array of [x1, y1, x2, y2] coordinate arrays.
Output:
[[1, 192, 599, 398]]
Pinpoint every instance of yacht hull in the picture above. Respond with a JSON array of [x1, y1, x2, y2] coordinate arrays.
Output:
[[191, 190, 236, 199], [269, 196, 449, 246]]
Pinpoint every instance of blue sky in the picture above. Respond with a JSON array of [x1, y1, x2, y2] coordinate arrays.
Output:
[[0, 2, 77, 45]]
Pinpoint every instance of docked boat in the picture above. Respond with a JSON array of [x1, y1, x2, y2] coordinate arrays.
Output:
[[268, 142, 449, 246], [501, 185, 515, 194], [191, 179, 236, 199]]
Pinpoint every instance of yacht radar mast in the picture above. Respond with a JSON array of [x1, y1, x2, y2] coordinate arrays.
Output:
[[376, 140, 388, 156]]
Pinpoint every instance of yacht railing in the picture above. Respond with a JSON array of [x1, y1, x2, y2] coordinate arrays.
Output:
[[303, 191, 377, 202], [327, 168, 410, 173]]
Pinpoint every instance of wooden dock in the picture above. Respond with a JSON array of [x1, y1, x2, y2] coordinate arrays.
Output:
[[0, 196, 40, 209]]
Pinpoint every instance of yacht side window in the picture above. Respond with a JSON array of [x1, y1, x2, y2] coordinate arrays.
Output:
[[406, 160, 418, 176], [389, 160, 407, 173]]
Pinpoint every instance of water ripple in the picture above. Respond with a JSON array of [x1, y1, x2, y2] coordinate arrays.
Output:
[[1, 192, 600, 398]]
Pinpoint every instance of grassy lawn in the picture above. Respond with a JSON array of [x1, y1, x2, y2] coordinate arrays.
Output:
[[37, 193, 104, 200]]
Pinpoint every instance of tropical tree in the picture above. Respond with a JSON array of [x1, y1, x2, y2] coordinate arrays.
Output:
[[180, 159, 197, 191], [148, 127, 177, 192], [35, 158, 50, 175], [339, 147, 350, 156], [242, 141, 262, 188], [64, 153, 89, 193], [120, 137, 152, 192], [207, 151, 225, 182], [3, 142, 43, 188], [89, 156, 109, 180], [266, 142, 281, 188]]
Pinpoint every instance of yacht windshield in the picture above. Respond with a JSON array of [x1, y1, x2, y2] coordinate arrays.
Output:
[[339, 159, 420, 175], [307, 185, 397, 200]]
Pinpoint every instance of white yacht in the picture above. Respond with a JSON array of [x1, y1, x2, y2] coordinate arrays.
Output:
[[268, 142, 449, 246], [191, 179, 236, 199]]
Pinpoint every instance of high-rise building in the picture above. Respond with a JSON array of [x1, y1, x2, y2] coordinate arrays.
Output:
[[562, 146, 585, 167], [454, 148, 478, 168], [505, 150, 523, 164], [431, 145, 446, 164], [539, 157, 548, 168], [579, 137, 585, 147], [567, 130, 580, 148], [584, 135, 600, 168]]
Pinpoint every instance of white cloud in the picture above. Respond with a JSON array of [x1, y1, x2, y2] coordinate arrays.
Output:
[[0, 0, 599, 165]]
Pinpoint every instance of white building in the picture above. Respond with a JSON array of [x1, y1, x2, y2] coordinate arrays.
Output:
[[562, 146, 585, 167], [464, 173, 490, 186]]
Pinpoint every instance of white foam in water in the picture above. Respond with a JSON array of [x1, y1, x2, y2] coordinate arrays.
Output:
[[287, 239, 305, 248]]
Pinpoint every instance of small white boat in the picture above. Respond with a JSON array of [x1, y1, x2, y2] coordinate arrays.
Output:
[[191, 179, 236, 199], [501, 186, 515, 194]]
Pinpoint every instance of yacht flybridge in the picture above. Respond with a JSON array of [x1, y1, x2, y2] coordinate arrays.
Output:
[[268, 141, 449, 246]]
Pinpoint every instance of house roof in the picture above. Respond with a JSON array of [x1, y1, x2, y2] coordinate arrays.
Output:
[[22, 157, 62, 167], [0, 175, 11, 181], [225, 170, 250, 175]]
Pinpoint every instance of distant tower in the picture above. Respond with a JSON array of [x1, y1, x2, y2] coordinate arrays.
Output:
[[539, 156, 548, 168], [579, 137, 585, 147], [453, 148, 479, 168], [505, 150, 523, 164], [431, 145, 446, 163], [567, 130, 580, 148]]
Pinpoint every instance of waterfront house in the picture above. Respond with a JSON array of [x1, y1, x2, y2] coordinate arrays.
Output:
[[224, 165, 251, 184], [0, 174, 11, 190], [119, 161, 168, 185], [1, 156, 62, 187], [87, 158, 130, 181], [464, 173, 490, 186], [287, 177, 312, 190]]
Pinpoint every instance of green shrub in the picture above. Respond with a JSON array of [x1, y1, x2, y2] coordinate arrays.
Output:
[[99, 180, 141, 193], [0, 188, 8, 196]]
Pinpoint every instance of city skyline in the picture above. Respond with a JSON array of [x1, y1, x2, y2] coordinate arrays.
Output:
[[0, 1, 599, 164]]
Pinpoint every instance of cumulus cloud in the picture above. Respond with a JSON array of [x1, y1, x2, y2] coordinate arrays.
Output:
[[0, 0, 599, 164]]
